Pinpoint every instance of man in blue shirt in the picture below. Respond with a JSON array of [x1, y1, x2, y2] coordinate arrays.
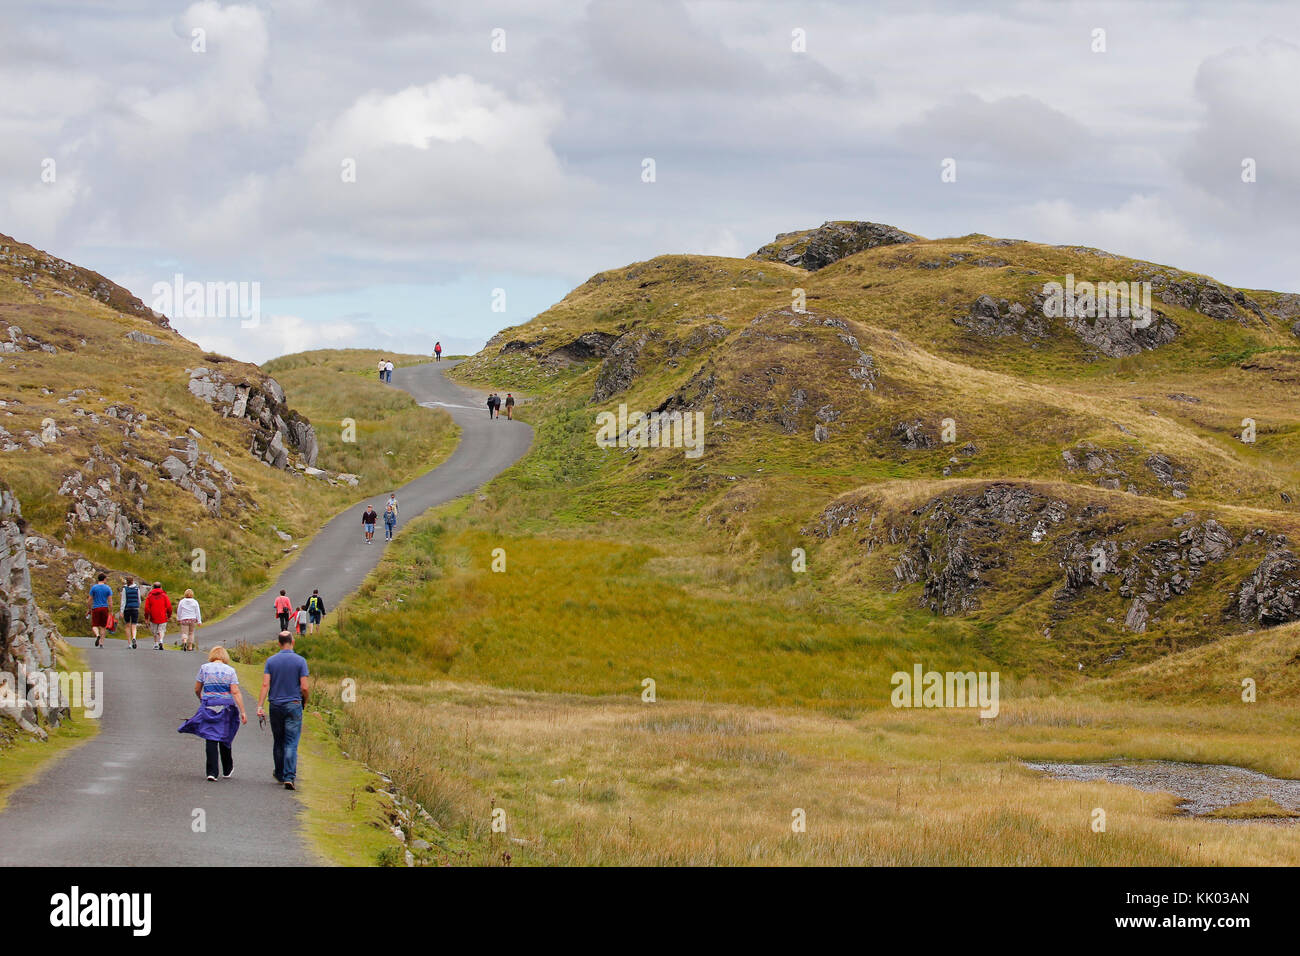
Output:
[[87, 572, 113, 648], [256, 631, 310, 790]]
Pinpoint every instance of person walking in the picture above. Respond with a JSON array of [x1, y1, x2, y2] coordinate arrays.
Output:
[[362, 504, 378, 544], [88, 572, 112, 648], [305, 590, 326, 634], [492, 393, 502, 418], [486, 393, 496, 419], [177, 588, 202, 652], [377, 358, 386, 382], [383, 501, 397, 541], [178, 645, 247, 781], [504, 392, 515, 420], [294, 604, 309, 636], [257, 631, 309, 790], [119, 575, 142, 649], [144, 581, 172, 650], [274, 589, 293, 632], [387, 492, 398, 517], [384, 360, 394, 383], [434, 341, 442, 362]]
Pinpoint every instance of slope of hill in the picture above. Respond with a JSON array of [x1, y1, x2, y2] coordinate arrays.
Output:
[[0, 234, 453, 638], [433, 223, 1300, 683]]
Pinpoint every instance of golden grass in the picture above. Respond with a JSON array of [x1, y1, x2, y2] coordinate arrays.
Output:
[[321, 678, 1300, 865]]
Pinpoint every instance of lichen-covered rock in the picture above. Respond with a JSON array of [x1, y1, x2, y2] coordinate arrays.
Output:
[[0, 484, 63, 737], [187, 367, 317, 468]]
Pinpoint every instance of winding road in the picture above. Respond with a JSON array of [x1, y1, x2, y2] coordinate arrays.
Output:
[[0, 361, 531, 866]]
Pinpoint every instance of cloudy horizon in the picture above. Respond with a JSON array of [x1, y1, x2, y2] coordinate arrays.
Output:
[[3, 0, 1298, 363]]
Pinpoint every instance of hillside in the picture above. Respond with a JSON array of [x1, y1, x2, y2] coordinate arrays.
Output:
[[0, 233, 453, 638], [389, 220, 1300, 687]]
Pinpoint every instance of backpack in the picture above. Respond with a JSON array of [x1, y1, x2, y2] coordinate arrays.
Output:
[[307, 595, 321, 613]]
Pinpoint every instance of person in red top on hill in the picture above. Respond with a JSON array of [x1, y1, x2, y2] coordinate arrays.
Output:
[[144, 582, 173, 650], [274, 589, 293, 633]]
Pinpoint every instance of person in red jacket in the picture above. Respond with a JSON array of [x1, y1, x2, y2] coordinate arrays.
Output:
[[144, 582, 173, 650]]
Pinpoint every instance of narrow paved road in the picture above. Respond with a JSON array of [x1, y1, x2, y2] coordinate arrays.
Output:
[[0, 361, 531, 866]]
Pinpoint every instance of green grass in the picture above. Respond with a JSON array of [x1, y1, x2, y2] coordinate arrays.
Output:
[[262, 349, 458, 496]]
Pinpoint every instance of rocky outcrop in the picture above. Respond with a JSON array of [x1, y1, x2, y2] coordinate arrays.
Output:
[[593, 330, 655, 402], [891, 485, 1071, 615], [1150, 274, 1264, 326], [0, 485, 63, 738], [1065, 307, 1178, 358], [187, 367, 317, 468], [955, 294, 1047, 340], [750, 221, 916, 271], [1232, 544, 1300, 628]]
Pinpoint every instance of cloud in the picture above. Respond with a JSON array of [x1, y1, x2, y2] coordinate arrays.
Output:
[[899, 93, 1090, 166]]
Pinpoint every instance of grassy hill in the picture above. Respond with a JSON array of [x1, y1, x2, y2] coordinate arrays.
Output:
[[0, 234, 454, 636], [289, 223, 1300, 864]]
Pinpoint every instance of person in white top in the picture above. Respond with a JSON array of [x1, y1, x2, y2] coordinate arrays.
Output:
[[377, 358, 386, 381], [177, 588, 203, 653], [387, 493, 398, 516], [384, 360, 394, 383]]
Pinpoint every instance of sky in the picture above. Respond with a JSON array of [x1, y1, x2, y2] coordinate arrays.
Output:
[[2, 0, 1298, 363]]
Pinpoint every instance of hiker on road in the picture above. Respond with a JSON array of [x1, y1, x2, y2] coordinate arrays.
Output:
[[119, 575, 142, 649], [486, 393, 496, 419], [294, 604, 309, 636], [492, 393, 502, 418], [504, 392, 515, 420], [257, 631, 309, 791], [274, 589, 293, 632], [144, 582, 172, 650], [178, 645, 247, 781], [88, 572, 112, 647], [434, 341, 442, 362], [377, 358, 385, 382], [383, 501, 397, 541], [362, 505, 378, 544], [387, 492, 398, 516], [306, 590, 326, 634], [385, 360, 394, 383], [177, 588, 202, 652]]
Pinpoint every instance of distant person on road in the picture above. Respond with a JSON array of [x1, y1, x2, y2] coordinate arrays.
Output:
[[179, 644, 247, 781], [377, 358, 386, 382], [274, 589, 293, 632], [306, 589, 326, 634], [295, 604, 309, 636], [88, 572, 112, 648], [504, 392, 515, 420], [177, 588, 202, 652], [144, 581, 172, 650], [362, 505, 378, 544], [434, 341, 442, 362], [385, 360, 394, 383], [257, 631, 310, 790], [486, 393, 496, 419], [383, 501, 397, 541], [492, 393, 502, 418], [119, 575, 142, 649], [387, 492, 398, 516]]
